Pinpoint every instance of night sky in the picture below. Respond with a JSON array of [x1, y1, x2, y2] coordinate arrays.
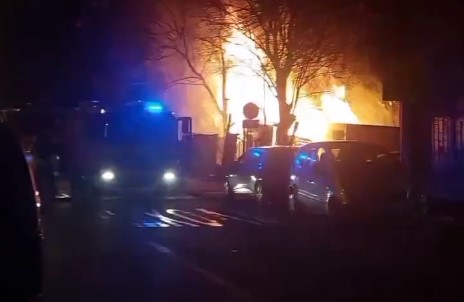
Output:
[[0, 0, 153, 107], [0, 0, 82, 105], [1, 0, 464, 108]]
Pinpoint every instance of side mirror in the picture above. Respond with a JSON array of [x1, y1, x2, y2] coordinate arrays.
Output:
[[178, 117, 192, 135], [182, 122, 190, 134]]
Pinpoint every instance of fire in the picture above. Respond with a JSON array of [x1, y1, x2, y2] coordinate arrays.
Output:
[[289, 88, 358, 141], [221, 29, 358, 142], [222, 30, 279, 133], [290, 99, 329, 141]]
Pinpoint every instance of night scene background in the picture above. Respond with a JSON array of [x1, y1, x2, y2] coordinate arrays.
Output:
[[1, 1, 464, 302]]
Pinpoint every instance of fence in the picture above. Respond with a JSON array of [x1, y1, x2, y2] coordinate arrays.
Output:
[[190, 134, 219, 177], [431, 116, 464, 168]]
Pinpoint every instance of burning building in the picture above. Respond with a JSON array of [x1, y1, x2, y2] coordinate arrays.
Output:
[[153, 0, 399, 154]]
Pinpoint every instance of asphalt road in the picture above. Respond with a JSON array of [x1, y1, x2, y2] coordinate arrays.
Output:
[[41, 193, 464, 302]]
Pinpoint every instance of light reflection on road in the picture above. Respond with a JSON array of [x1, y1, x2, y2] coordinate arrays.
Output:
[[132, 208, 267, 228], [146, 211, 199, 227], [196, 208, 262, 225], [166, 209, 223, 227]]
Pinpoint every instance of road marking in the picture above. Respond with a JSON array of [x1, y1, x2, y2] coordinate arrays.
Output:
[[196, 209, 263, 225], [149, 241, 255, 302], [166, 209, 223, 227], [100, 210, 116, 219], [146, 211, 199, 227], [134, 221, 170, 228], [139, 209, 271, 228]]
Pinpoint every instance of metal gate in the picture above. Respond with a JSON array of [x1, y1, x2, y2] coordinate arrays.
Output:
[[432, 117, 452, 166], [455, 118, 464, 164]]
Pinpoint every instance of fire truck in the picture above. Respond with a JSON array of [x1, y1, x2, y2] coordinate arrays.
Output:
[[73, 100, 193, 196], [2, 101, 193, 199]]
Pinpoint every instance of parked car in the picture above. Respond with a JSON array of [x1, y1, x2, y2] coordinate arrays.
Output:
[[0, 123, 42, 300], [289, 141, 421, 219], [225, 146, 297, 206]]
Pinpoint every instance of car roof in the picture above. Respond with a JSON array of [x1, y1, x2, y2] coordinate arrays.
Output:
[[250, 146, 297, 155], [252, 145, 297, 151], [299, 140, 385, 149]]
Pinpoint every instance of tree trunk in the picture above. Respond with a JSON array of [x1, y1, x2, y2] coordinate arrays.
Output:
[[402, 100, 431, 199], [275, 71, 293, 145], [221, 51, 228, 135]]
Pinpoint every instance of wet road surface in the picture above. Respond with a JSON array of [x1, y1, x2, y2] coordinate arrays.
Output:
[[42, 194, 464, 302]]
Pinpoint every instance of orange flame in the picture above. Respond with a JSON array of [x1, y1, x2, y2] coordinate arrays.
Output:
[[220, 29, 358, 142]]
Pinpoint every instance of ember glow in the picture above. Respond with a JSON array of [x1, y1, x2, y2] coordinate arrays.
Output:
[[221, 29, 359, 142]]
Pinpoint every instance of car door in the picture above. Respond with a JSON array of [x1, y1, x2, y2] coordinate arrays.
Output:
[[310, 147, 336, 213], [240, 148, 267, 193], [295, 147, 320, 211], [248, 148, 266, 188], [228, 150, 254, 194], [227, 153, 245, 192]]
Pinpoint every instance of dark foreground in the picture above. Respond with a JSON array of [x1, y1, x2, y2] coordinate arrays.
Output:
[[42, 194, 464, 302]]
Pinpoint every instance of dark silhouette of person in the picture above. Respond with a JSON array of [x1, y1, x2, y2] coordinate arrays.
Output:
[[319, 149, 336, 174]]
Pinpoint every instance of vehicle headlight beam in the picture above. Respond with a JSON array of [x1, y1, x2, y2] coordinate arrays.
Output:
[[163, 170, 176, 183], [101, 170, 115, 182]]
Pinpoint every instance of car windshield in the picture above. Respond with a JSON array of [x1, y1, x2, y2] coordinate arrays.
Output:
[[94, 110, 180, 168], [105, 111, 177, 146]]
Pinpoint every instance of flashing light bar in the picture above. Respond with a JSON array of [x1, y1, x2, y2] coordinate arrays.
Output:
[[144, 102, 164, 113]]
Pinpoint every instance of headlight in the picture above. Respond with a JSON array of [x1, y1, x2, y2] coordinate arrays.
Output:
[[162, 170, 176, 183], [101, 170, 115, 182]]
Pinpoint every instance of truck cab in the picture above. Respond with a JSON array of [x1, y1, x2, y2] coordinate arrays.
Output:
[[82, 101, 192, 195]]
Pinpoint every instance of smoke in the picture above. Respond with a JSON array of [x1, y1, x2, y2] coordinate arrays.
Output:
[[148, 54, 222, 135], [348, 79, 399, 127], [165, 84, 222, 134]]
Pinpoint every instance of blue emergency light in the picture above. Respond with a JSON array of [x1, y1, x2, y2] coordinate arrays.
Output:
[[144, 102, 164, 113]]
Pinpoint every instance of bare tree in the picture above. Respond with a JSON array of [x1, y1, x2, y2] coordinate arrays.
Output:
[[149, 0, 232, 133], [197, 5, 234, 128], [208, 0, 361, 144]]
